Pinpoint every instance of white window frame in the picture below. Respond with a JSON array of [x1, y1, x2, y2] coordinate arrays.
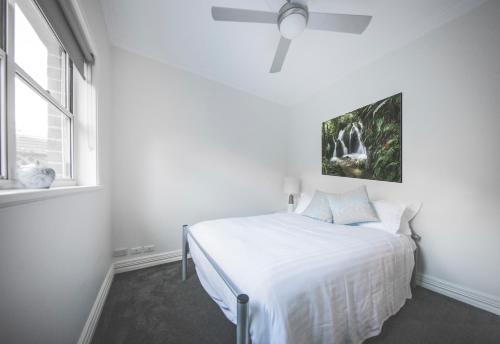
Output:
[[0, 0, 77, 188], [0, 48, 6, 180]]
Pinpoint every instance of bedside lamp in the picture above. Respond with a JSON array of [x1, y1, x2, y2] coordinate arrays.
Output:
[[283, 177, 300, 213]]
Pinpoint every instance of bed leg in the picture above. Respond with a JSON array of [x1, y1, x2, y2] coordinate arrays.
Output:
[[236, 294, 250, 344], [182, 224, 188, 281]]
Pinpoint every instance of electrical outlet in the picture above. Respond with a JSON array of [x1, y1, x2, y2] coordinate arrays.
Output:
[[143, 245, 155, 253], [113, 248, 128, 257], [130, 246, 144, 255]]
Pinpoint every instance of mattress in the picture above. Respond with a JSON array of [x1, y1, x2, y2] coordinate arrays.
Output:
[[188, 213, 416, 344]]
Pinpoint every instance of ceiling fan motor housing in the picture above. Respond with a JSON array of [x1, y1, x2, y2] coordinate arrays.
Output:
[[278, 3, 308, 40]]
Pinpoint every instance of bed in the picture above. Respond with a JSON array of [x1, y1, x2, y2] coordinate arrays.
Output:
[[182, 212, 417, 344]]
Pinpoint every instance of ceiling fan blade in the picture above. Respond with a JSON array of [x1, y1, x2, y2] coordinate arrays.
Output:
[[270, 37, 291, 73], [308, 13, 372, 34], [211, 7, 277, 24]]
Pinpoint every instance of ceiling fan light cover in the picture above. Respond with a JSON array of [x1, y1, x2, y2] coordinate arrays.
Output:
[[279, 11, 307, 39]]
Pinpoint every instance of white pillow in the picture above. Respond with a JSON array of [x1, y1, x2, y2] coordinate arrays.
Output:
[[294, 192, 313, 214], [327, 186, 379, 225], [359, 200, 406, 234], [399, 202, 422, 235], [359, 200, 421, 235], [300, 190, 333, 223]]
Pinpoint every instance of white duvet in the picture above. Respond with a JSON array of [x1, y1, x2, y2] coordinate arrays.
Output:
[[188, 213, 416, 344]]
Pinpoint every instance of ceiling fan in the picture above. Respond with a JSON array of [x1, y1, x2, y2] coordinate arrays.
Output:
[[211, 0, 372, 73]]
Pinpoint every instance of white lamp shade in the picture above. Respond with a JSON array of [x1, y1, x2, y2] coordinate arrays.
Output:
[[283, 177, 300, 195]]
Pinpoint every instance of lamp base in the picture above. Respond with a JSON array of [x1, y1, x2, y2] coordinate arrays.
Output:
[[287, 194, 295, 213]]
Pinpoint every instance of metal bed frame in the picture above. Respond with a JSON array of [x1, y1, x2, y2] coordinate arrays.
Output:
[[181, 225, 250, 344], [181, 223, 421, 344]]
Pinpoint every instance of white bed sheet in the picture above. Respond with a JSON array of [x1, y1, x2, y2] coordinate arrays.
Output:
[[188, 213, 416, 344]]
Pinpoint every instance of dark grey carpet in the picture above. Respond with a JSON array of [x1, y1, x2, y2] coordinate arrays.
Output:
[[92, 261, 500, 344]]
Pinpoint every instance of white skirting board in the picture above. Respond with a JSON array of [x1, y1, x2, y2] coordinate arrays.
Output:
[[77, 265, 114, 344], [114, 250, 182, 274], [416, 273, 500, 315]]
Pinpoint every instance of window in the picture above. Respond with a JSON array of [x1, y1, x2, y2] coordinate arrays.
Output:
[[0, 0, 94, 187], [14, 0, 73, 179], [0, 1, 6, 179]]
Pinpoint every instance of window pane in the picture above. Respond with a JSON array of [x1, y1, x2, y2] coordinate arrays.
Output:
[[15, 77, 71, 178], [0, 0, 5, 51], [15, 0, 67, 106]]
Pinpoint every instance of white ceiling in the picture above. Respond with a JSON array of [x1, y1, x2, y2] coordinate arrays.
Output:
[[100, 0, 487, 105]]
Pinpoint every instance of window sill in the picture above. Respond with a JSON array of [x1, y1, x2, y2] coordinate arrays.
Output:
[[0, 185, 103, 209]]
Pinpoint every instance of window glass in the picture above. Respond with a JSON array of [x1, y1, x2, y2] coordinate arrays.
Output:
[[15, 77, 71, 178], [0, 1, 5, 51], [15, 0, 67, 106]]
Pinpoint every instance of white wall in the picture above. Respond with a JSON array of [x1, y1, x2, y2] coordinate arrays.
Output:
[[110, 48, 288, 256], [287, 0, 500, 298], [0, 0, 113, 343]]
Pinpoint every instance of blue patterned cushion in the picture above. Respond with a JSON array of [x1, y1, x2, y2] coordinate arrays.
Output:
[[327, 186, 379, 225], [300, 191, 333, 223]]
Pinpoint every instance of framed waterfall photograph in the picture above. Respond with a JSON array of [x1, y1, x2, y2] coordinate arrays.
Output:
[[321, 93, 402, 183]]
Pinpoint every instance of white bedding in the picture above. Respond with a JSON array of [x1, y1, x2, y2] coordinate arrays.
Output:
[[188, 213, 416, 344]]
